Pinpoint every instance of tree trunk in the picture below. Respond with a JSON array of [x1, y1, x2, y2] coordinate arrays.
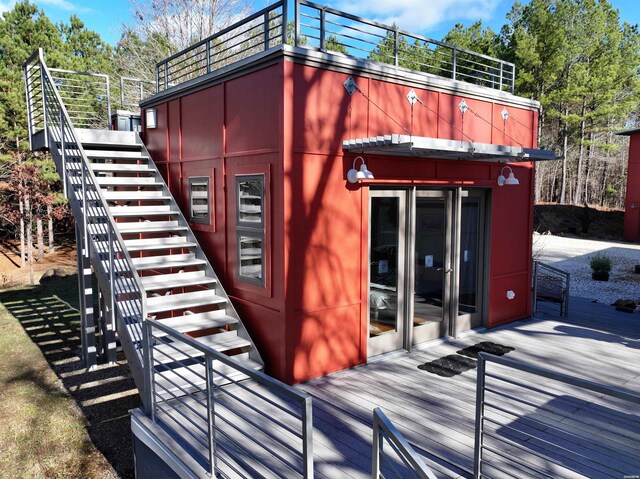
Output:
[[26, 194, 34, 285], [19, 194, 25, 268], [37, 217, 45, 260], [560, 110, 569, 204], [584, 130, 594, 204], [48, 204, 55, 253], [573, 97, 587, 205]]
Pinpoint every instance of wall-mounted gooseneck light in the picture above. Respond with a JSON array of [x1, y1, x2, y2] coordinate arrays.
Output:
[[497, 166, 519, 186], [347, 156, 374, 184]]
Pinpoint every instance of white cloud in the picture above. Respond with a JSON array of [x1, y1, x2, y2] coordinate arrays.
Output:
[[331, 0, 502, 35], [0, 1, 16, 15]]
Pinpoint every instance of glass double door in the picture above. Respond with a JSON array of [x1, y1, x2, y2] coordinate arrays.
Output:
[[368, 188, 485, 357]]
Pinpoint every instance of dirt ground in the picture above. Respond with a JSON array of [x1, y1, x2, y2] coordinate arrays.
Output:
[[0, 238, 77, 290]]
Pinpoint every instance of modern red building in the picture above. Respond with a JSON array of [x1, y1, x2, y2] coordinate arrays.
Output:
[[619, 128, 640, 241], [140, 1, 555, 384]]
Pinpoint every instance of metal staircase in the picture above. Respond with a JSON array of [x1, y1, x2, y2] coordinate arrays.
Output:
[[23, 49, 263, 411]]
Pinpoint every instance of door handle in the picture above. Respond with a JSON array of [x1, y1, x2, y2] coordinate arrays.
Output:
[[437, 268, 452, 273]]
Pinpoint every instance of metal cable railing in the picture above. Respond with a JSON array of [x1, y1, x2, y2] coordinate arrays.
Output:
[[145, 318, 314, 478], [23, 48, 148, 381], [120, 76, 155, 110], [532, 261, 570, 317], [154, 0, 515, 94], [474, 353, 640, 479], [156, 1, 286, 92], [297, 0, 514, 93], [372, 408, 437, 479]]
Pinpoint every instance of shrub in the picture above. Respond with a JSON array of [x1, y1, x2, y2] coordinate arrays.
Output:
[[589, 254, 612, 273]]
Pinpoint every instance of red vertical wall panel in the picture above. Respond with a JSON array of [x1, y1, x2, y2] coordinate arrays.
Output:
[[624, 134, 640, 241]]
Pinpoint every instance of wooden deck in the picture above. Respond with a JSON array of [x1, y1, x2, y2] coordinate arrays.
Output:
[[297, 297, 640, 479]]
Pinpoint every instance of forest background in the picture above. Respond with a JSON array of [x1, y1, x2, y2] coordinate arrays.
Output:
[[1, 0, 639, 279]]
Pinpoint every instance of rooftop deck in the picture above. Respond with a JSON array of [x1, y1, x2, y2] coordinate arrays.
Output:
[[298, 297, 640, 478]]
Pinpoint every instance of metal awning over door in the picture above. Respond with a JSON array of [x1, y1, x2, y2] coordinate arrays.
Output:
[[343, 134, 558, 162]]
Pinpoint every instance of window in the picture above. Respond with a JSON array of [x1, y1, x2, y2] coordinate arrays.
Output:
[[189, 177, 209, 224], [236, 175, 264, 286]]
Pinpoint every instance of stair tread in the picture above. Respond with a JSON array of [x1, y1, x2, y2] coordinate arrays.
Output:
[[146, 290, 226, 313], [85, 149, 145, 159], [153, 333, 252, 362], [123, 239, 196, 252], [117, 221, 187, 233], [131, 257, 207, 271], [103, 192, 171, 201], [140, 272, 216, 291], [90, 163, 153, 172], [97, 178, 162, 186], [111, 208, 180, 217], [156, 313, 237, 334]]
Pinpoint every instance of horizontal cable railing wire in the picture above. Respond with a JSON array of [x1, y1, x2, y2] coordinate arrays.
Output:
[[120, 76, 155, 109], [49, 68, 112, 129], [372, 407, 438, 479], [474, 353, 640, 479], [156, 1, 286, 92], [145, 318, 314, 478]]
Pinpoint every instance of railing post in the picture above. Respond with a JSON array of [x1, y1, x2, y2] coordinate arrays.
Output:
[[120, 76, 125, 110], [282, 0, 288, 46], [60, 109, 67, 198], [294, 0, 300, 46], [499, 62, 504, 92], [319, 7, 326, 51], [106, 226, 117, 363], [206, 40, 212, 74], [302, 396, 314, 478], [264, 12, 270, 50], [156, 65, 161, 93], [142, 320, 155, 420], [164, 63, 169, 90], [532, 261, 538, 316], [452, 48, 457, 81], [205, 355, 217, 476], [511, 64, 515, 94], [473, 354, 487, 479], [40, 61, 49, 149], [372, 409, 381, 479], [393, 28, 399, 67], [105, 74, 112, 129]]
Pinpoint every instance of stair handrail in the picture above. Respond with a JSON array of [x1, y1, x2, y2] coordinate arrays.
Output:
[[24, 49, 149, 370], [372, 407, 437, 479]]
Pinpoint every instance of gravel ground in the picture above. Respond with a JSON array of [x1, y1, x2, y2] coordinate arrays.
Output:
[[533, 234, 640, 305]]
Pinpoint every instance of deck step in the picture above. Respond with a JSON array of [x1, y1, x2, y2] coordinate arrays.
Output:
[[140, 271, 216, 291], [153, 357, 262, 398], [130, 253, 207, 271], [146, 290, 226, 314], [117, 221, 188, 234]]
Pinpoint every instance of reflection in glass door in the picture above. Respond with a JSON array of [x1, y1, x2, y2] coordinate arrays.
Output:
[[411, 191, 452, 344], [368, 191, 405, 356]]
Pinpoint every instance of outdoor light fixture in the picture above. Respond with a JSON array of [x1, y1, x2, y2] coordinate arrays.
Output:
[[497, 166, 519, 186], [145, 108, 157, 129], [347, 156, 374, 183]]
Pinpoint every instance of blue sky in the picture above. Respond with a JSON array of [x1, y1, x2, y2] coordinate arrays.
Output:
[[1, 0, 639, 46]]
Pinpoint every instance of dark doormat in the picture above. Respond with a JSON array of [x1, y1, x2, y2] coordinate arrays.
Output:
[[456, 341, 515, 358], [417, 355, 478, 377]]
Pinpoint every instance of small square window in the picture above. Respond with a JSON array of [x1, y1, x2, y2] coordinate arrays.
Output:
[[189, 177, 209, 224], [237, 233, 264, 285]]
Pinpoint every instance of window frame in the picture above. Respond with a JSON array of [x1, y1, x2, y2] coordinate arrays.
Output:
[[235, 174, 266, 286], [188, 176, 210, 225]]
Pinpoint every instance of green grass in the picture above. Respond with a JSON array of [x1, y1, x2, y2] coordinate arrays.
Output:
[[0, 279, 116, 479]]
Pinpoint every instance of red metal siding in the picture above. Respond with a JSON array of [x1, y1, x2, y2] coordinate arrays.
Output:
[[145, 58, 540, 383], [624, 134, 640, 242]]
